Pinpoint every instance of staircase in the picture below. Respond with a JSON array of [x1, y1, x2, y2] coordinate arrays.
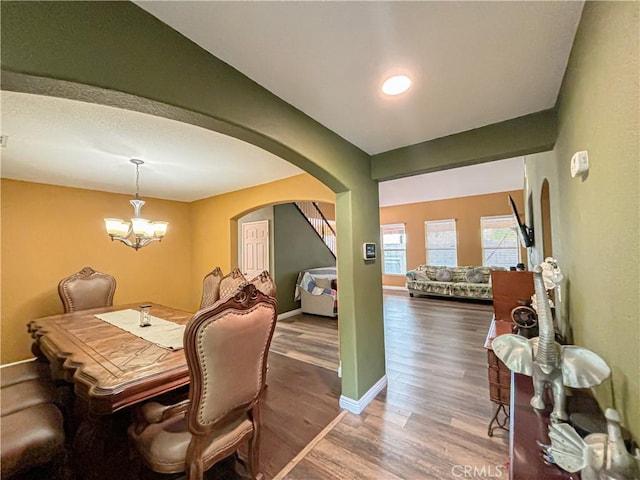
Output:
[[294, 201, 337, 257]]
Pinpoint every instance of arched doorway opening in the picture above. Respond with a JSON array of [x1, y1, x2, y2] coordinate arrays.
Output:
[[2, 1, 385, 408]]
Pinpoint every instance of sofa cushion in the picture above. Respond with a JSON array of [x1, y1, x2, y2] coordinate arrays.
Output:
[[451, 267, 470, 283], [407, 280, 452, 296], [450, 282, 493, 299], [435, 268, 453, 282], [465, 267, 486, 283], [414, 265, 439, 280]]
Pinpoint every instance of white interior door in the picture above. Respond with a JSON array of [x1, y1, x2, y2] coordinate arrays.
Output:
[[242, 220, 269, 279]]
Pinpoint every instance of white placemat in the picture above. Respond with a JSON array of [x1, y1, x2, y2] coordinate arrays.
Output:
[[95, 309, 185, 350]]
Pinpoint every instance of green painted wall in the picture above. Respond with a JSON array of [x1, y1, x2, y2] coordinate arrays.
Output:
[[0, 0, 383, 401], [5, 1, 633, 418], [525, 2, 639, 437], [238, 206, 275, 275], [273, 204, 336, 314], [371, 109, 557, 181]]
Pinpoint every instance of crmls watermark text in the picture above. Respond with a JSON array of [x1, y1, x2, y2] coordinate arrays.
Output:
[[451, 464, 506, 478]]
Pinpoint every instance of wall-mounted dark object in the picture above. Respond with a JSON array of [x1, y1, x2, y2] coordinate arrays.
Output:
[[509, 195, 534, 248]]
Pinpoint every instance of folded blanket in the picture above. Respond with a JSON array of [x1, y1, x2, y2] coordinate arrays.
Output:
[[294, 271, 337, 301]]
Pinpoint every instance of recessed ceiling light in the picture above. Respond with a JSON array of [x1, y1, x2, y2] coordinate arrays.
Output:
[[382, 75, 412, 96]]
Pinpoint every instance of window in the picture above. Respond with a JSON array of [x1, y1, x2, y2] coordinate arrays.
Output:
[[425, 219, 458, 266], [481, 215, 521, 268], [381, 224, 406, 275]]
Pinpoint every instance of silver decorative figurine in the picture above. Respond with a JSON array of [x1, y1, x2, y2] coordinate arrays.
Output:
[[546, 408, 640, 480], [492, 264, 611, 421]]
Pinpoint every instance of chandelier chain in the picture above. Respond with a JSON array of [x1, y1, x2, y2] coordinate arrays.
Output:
[[135, 163, 140, 199]]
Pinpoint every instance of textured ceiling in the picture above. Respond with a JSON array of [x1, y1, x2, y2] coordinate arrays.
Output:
[[2, 2, 584, 203], [0, 92, 303, 202]]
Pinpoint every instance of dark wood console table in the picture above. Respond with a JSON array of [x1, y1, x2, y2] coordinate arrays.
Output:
[[485, 318, 514, 436], [487, 271, 607, 479], [510, 373, 585, 480]]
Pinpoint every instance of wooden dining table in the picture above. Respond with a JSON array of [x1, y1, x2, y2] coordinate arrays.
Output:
[[28, 302, 193, 415]]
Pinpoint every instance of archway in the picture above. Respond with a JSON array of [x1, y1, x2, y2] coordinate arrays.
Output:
[[1, 1, 385, 408]]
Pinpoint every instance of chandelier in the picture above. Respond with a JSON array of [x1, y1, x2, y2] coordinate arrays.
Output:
[[104, 159, 168, 250]]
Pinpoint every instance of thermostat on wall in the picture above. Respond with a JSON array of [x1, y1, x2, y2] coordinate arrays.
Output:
[[363, 242, 377, 260], [571, 150, 589, 178]]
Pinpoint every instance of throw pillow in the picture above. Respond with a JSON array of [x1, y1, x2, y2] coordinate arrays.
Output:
[[465, 267, 486, 284], [435, 268, 453, 282], [414, 270, 429, 281], [423, 266, 439, 280]]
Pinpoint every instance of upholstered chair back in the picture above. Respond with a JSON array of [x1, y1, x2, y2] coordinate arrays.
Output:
[[199, 267, 223, 309], [58, 266, 116, 313], [184, 283, 277, 434], [217, 267, 247, 300], [249, 270, 276, 297]]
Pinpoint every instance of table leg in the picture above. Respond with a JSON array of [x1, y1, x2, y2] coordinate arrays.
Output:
[[72, 401, 136, 480], [487, 403, 510, 437]]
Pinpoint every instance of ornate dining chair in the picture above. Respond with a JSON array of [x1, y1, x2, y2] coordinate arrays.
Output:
[[58, 266, 116, 313], [248, 270, 276, 297], [199, 267, 223, 309], [218, 267, 247, 300], [128, 283, 277, 480]]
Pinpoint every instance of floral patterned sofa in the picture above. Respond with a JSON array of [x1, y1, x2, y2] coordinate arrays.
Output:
[[405, 265, 506, 300]]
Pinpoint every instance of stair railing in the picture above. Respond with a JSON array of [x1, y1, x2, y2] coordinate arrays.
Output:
[[293, 201, 337, 257]]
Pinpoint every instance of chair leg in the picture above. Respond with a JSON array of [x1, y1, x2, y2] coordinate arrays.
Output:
[[187, 459, 204, 480], [186, 438, 205, 480], [247, 435, 262, 480], [247, 406, 261, 480]]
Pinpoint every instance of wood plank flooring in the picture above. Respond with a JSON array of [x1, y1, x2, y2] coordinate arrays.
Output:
[[258, 352, 341, 478], [140, 351, 342, 480], [283, 291, 509, 480], [270, 314, 340, 372], [31, 293, 507, 480]]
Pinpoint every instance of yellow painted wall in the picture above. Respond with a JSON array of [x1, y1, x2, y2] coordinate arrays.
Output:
[[0, 0, 383, 403], [1, 174, 333, 364], [189, 174, 334, 309], [316, 202, 336, 221], [1, 179, 192, 364], [379, 190, 526, 287]]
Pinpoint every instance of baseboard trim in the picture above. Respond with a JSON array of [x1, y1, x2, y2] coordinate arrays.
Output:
[[339, 374, 387, 414], [0, 357, 36, 369], [277, 308, 302, 321], [383, 285, 408, 291]]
